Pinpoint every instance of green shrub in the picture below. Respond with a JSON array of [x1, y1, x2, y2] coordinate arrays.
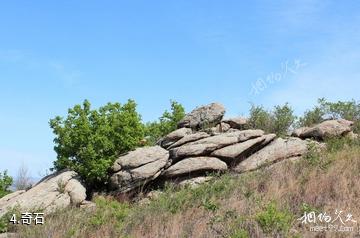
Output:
[[256, 202, 293, 235], [248, 103, 295, 136], [50, 99, 144, 189], [0, 170, 13, 199]]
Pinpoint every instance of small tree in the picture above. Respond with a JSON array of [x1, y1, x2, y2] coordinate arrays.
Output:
[[272, 103, 296, 137], [248, 103, 296, 136], [50, 99, 145, 189], [145, 100, 185, 145], [14, 163, 32, 190], [0, 170, 13, 198], [248, 105, 272, 133]]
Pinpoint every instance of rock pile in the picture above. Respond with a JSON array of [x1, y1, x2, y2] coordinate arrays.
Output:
[[111, 102, 357, 193]]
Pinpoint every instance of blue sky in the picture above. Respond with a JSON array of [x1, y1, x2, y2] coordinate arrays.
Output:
[[1, 0, 360, 179]]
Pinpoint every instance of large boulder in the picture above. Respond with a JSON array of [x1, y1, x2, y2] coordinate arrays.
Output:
[[163, 157, 227, 178], [223, 117, 248, 129], [0, 170, 86, 217], [178, 103, 226, 129], [292, 119, 353, 140], [211, 134, 276, 164], [110, 146, 169, 192], [158, 127, 192, 148], [169, 130, 264, 161], [234, 137, 309, 173]]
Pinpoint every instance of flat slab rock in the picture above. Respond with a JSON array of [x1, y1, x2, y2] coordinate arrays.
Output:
[[110, 146, 169, 192], [168, 132, 210, 149], [169, 129, 264, 160], [0, 170, 86, 217], [178, 102, 225, 129], [292, 119, 353, 140], [163, 157, 228, 177], [234, 137, 309, 173], [211, 134, 276, 163], [222, 117, 248, 129]]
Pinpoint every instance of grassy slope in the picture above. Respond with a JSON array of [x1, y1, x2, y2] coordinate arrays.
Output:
[[12, 138, 360, 238]]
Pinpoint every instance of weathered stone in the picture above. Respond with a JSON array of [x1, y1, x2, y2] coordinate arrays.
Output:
[[0, 170, 86, 217], [293, 120, 352, 140], [110, 146, 169, 192], [168, 132, 210, 149], [211, 134, 276, 163], [178, 103, 226, 129], [223, 117, 248, 129], [234, 137, 309, 173], [158, 128, 192, 148], [163, 157, 227, 177], [169, 130, 264, 160]]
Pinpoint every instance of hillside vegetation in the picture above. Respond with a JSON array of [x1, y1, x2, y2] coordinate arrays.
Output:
[[12, 137, 360, 238]]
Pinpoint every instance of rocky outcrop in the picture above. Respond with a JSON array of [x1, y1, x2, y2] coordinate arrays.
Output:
[[292, 119, 353, 140], [233, 137, 309, 173], [163, 157, 227, 177], [110, 146, 169, 192], [0, 170, 87, 217], [169, 130, 264, 161], [178, 103, 225, 129]]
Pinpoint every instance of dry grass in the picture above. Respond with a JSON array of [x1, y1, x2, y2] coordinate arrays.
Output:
[[12, 139, 360, 238]]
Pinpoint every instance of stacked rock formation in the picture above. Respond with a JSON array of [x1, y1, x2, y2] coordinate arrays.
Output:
[[110, 103, 357, 193]]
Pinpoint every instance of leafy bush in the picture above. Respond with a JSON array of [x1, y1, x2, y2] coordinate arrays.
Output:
[[0, 205, 21, 233], [50, 99, 144, 189], [256, 202, 292, 235], [248, 103, 295, 136], [0, 170, 13, 198], [144, 100, 185, 145]]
